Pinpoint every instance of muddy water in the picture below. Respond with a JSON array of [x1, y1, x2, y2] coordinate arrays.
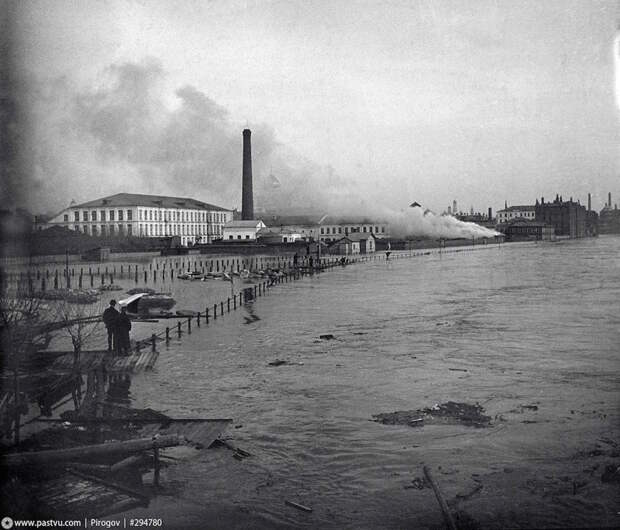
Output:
[[119, 237, 619, 529]]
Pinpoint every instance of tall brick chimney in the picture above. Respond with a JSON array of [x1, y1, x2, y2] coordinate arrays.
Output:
[[242, 129, 254, 220], [488, 207, 492, 221], [609, 192, 612, 209], [588, 193, 591, 211]]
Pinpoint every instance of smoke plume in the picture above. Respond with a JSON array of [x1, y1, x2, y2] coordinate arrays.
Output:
[[6, 58, 497, 240]]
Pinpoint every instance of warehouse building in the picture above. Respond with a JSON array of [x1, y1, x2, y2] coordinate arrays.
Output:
[[43, 193, 233, 246]]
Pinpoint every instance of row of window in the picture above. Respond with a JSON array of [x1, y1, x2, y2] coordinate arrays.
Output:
[[75, 224, 132, 236], [66, 209, 133, 222], [70, 223, 223, 238], [139, 224, 222, 237], [139, 209, 227, 223], [66, 209, 229, 223], [498, 211, 535, 223], [320, 225, 386, 235]]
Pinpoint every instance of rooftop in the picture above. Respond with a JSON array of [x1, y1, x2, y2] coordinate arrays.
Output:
[[498, 205, 535, 212], [72, 193, 231, 212], [224, 220, 266, 228]]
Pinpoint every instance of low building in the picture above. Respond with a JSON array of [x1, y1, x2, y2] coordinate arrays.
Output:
[[327, 236, 358, 255], [259, 213, 389, 243], [43, 193, 233, 246], [222, 220, 267, 241], [318, 216, 389, 244], [496, 204, 536, 225], [504, 221, 555, 241], [534, 195, 587, 238], [347, 232, 376, 253], [257, 228, 303, 244]]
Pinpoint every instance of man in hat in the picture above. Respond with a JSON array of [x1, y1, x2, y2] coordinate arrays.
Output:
[[102, 300, 119, 352]]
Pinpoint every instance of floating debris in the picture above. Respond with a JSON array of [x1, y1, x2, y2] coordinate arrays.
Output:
[[319, 334, 335, 340], [268, 359, 288, 367], [373, 401, 492, 428], [285, 500, 313, 513], [126, 287, 156, 295]]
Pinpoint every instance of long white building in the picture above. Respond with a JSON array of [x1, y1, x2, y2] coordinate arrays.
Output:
[[45, 193, 233, 246]]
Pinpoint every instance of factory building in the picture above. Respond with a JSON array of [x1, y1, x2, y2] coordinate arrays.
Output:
[[599, 191, 620, 234], [44, 193, 233, 246], [496, 204, 536, 224], [534, 195, 586, 238]]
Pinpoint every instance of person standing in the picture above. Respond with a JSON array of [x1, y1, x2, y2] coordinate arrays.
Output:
[[116, 306, 132, 355], [102, 300, 119, 352]]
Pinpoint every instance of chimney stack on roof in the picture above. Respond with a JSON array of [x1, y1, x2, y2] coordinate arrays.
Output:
[[241, 129, 254, 221], [609, 192, 612, 208], [588, 193, 591, 211]]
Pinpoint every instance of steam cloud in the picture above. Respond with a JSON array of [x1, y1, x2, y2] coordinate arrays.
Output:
[[5, 58, 497, 240]]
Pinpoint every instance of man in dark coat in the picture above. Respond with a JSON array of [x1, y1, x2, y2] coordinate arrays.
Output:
[[102, 300, 119, 352], [116, 306, 132, 356]]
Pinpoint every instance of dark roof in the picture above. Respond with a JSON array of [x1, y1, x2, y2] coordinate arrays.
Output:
[[72, 193, 231, 212], [499, 205, 535, 212], [224, 220, 265, 228], [260, 214, 324, 226], [346, 232, 375, 242]]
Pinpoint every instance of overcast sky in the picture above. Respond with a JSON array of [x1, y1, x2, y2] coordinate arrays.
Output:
[[6, 0, 620, 214]]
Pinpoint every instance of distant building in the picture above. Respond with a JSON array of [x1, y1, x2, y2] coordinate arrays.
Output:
[[257, 228, 303, 244], [534, 195, 587, 238], [496, 205, 536, 224], [504, 221, 555, 242], [259, 214, 389, 244], [318, 216, 388, 244], [347, 232, 376, 253], [599, 191, 620, 234], [327, 237, 357, 255], [222, 220, 267, 241], [43, 193, 233, 247]]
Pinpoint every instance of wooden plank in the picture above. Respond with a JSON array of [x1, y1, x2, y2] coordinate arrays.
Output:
[[2, 434, 182, 468]]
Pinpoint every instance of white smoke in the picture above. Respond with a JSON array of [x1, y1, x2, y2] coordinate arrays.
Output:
[[370, 205, 500, 240]]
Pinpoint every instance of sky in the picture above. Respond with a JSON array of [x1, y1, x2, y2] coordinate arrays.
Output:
[[3, 0, 620, 217]]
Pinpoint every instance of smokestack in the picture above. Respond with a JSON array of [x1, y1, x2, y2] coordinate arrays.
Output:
[[488, 207, 492, 220], [588, 193, 591, 211], [242, 129, 254, 220], [609, 192, 612, 208], [453, 200, 457, 214]]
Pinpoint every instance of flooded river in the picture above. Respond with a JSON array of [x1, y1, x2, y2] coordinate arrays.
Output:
[[114, 237, 620, 528]]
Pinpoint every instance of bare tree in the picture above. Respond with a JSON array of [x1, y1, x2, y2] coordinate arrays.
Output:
[[0, 296, 47, 444]]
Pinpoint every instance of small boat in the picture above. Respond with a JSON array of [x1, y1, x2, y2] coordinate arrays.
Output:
[[176, 309, 200, 317], [119, 293, 176, 314]]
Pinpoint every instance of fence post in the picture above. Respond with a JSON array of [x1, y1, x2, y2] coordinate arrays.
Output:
[[166, 327, 170, 344], [205, 307, 209, 323], [227, 298, 230, 312], [197, 312, 200, 326], [177, 321, 182, 337], [187, 317, 191, 334], [151, 334, 157, 352], [213, 303, 217, 319], [233, 295, 237, 309], [220, 301, 224, 315]]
